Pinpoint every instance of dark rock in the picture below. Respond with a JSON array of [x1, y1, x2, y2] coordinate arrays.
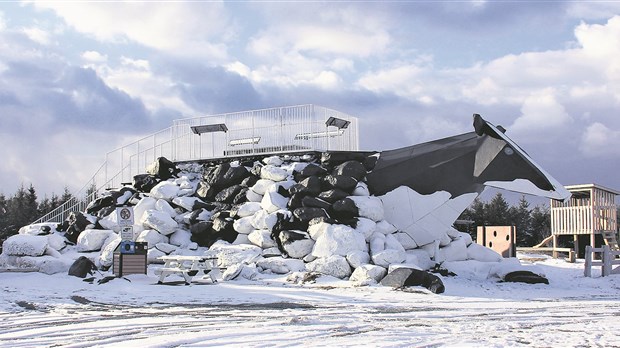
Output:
[[192, 199, 218, 212], [380, 267, 445, 294], [64, 212, 93, 244], [318, 189, 349, 203], [195, 181, 218, 200], [287, 192, 307, 210], [279, 230, 308, 245], [332, 161, 367, 181], [223, 166, 250, 186], [204, 163, 230, 186], [289, 176, 322, 196], [308, 216, 339, 226], [241, 175, 259, 188], [132, 174, 161, 193], [276, 185, 291, 198], [300, 163, 328, 177], [250, 163, 263, 177], [301, 196, 331, 210], [330, 198, 359, 220], [323, 175, 357, 192], [68, 256, 97, 278], [232, 187, 249, 205], [189, 208, 211, 225], [503, 271, 549, 285], [147, 157, 179, 180], [293, 207, 328, 221], [190, 220, 213, 236], [215, 185, 244, 203]]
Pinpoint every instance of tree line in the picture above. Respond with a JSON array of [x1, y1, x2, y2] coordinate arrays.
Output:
[[457, 192, 551, 247], [0, 184, 74, 242]]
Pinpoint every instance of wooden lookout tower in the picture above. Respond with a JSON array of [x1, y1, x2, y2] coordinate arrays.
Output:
[[551, 184, 619, 255]]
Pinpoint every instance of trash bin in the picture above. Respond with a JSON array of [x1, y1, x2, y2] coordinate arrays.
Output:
[[113, 241, 148, 277]]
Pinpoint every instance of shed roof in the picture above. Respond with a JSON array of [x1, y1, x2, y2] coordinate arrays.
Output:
[[564, 183, 620, 196]]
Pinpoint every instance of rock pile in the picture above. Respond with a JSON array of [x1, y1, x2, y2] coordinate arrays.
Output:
[[2, 152, 539, 290]]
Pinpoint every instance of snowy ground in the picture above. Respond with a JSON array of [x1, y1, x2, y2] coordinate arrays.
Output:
[[1, 254, 619, 348]]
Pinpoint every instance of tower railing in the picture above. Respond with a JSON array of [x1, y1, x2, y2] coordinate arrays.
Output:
[[33, 105, 359, 223]]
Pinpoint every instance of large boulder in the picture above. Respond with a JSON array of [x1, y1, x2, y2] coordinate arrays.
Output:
[[2, 235, 48, 257], [279, 230, 315, 258], [312, 224, 367, 258], [350, 264, 387, 286], [76, 229, 115, 252], [306, 255, 352, 279], [141, 210, 178, 236]]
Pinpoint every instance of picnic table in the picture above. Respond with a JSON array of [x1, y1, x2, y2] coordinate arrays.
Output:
[[155, 255, 220, 285]]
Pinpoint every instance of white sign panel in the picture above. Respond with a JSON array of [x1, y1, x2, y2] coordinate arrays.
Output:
[[116, 207, 134, 227], [120, 226, 134, 241]]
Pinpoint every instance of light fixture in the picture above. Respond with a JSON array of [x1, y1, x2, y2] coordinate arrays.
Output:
[[325, 116, 350, 129], [294, 129, 345, 140], [229, 137, 261, 146], [190, 123, 228, 135]]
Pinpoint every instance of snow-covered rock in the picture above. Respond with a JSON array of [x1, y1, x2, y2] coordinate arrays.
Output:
[[312, 224, 367, 258], [150, 181, 180, 201], [76, 229, 115, 252], [99, 235, 121, 268], [147, 248, 166, 264], [261, 191, 288, 213], [47, 233, 67, 251], [169, 229, 192, 247], [279, 230, 314, 259], [437, 237, 469, 262], [350, 264, 387, 286], [155, 242, 177, 254], [260, 165, 288, 182], [133, 197, 157, 223], [171, 196, 201, 211], [306, 255, 352, 279], [251, 179, 275, 195], [209, 242, 262, 267], [262, 155, 283, 166], [372, 249, 406, 267], [354, 218, 376, 240], [346, 250, 371, 269], [2, 235, 49, 257], [348, 196, 384, 222], [236, 202, 262, 218], [257, 257, 305, 274], [155, 199, 178, 217], [136, 229, 168, 249], [233, 216, 255, 234], [248, 229, 277, 249], [467, 242, 503, 262], [141, 210, 178, 235]]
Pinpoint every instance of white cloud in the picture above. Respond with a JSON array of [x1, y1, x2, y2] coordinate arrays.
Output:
[[32, 2, 232, 60], [94, 57, 194, 115], [22, 26, 50, 45], [81, 50, 107, 63], [510, 89, 572, 134], [580, 122, 620, 157]]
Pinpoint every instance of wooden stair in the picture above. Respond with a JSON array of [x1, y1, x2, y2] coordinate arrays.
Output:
[[602, 231, 619, 252]]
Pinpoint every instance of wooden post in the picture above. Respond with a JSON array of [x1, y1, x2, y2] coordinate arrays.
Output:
[[573, 234, 579, 259], [602, 245, 611, 277], [552, 234, 558, 259], [584, 245, 592, 277]]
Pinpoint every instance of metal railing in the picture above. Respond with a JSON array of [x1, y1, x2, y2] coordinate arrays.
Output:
[[33, 105, 359, 223]]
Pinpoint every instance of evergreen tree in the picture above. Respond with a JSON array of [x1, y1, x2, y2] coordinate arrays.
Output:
[[510, 196, 532, 246], [530, 205, 551, 245], [485, 192, 511, 226]]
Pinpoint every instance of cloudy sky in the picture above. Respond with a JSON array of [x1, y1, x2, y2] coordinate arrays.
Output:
[[1, 1, 620, 201]]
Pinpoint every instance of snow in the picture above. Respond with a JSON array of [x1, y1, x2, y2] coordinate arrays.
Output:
[[1, 254, 619, 347]]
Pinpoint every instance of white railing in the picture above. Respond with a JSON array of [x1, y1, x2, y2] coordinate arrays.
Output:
[[33, 105, 359, 223], [584, 245, 620, 277]]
